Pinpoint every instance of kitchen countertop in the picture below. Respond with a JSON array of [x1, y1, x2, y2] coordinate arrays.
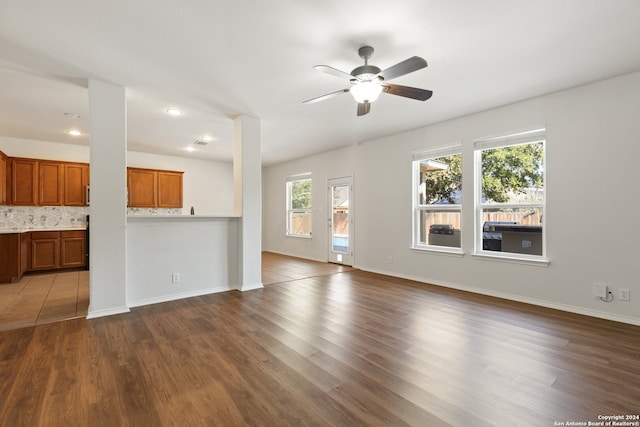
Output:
[[127, 215, 240, 219], [0, 227, 86, 235]]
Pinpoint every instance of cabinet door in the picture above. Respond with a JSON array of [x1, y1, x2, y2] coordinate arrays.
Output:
[[64, 163, 90, 206], [157, 171, 183, 208], [0, 151, 7, 205], [0, 234, 21, 283], [21, 233, 31, 274], [60, 231, 86, 268], [31, 236, 59, 270], [11, 158, 38, 206], [128, 168, 157, 207], [39, 161, 64, 206]]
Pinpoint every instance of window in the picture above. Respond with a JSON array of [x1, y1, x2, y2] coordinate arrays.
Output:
[[475, 129, 545, 258], [412, 146, 462, 251], [286, 173, 312, 237]]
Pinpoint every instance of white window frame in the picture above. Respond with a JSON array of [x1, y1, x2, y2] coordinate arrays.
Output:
[[286, 173, 312, 238], [474, 128, 547, 264], [412, 145, 463, 254]]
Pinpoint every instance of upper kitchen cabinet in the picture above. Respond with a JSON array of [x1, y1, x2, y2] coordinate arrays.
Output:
[[157, 171, 183, 208], [128, 167, 183, 208], [128, 168, 158, 207], [3, 155, 90, 207], [0, 151, 7, 205], [64, 162, 90, 206], [10, 158, 38, 206], [39, 161, 64, 206]]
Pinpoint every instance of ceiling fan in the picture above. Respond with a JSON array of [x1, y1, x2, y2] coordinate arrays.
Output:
[[303, 46, 433, 116]]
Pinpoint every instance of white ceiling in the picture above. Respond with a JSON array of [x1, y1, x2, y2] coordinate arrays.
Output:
[[1, 0, 639, 166]]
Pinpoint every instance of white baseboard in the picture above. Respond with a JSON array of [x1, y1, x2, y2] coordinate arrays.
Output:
[[239, 282, 264, 292], [263, 249, 326, 263], [86, 305, 130, 319], [128, 286, 232, 308], [359, 266, 640, 327]]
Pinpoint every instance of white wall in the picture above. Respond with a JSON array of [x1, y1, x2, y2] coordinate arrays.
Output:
[[0, 137, 234, 215], [127, 216, 238, 306], [263, 71, 640, 325]]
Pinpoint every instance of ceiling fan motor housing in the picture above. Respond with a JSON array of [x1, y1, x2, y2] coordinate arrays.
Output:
[[353, 46, 382, 81], [351, 64, 382, 81]]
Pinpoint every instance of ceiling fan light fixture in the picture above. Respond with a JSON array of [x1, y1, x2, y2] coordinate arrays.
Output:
[[350, 81, 383, 103], [165, 108, 182, 116]]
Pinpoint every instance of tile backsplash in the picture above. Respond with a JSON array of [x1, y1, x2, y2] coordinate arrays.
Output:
[[0, 206, 89, 230], [127, 208, 182, 216], [0, 206, 182, 230]]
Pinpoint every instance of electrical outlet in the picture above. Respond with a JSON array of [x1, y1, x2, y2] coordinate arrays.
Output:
[[387, 256, 393, 264], [593, 283, 608, 299], [171, 273, 180, 284], [619, 288, 630, 301]]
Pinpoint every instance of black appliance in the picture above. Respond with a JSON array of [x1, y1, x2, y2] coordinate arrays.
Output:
[[85, 215, 90, 270], [429, 224, 454, 235]]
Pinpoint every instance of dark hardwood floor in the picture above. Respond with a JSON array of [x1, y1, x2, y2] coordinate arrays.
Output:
[[1, 252, 639, 426]]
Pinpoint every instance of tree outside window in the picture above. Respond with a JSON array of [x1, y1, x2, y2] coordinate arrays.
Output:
[[476, 132, 545, 258], [413, 148, 462, 250], [286, 175, 312, 237]]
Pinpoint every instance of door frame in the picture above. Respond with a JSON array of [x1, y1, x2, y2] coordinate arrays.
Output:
[[327, 176, 354, 266]]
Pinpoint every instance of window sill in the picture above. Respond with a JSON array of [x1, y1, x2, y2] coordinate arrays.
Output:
[[472, 251, 550, 267], [286, 234, 312, 239], [411, 246, 464, 257]]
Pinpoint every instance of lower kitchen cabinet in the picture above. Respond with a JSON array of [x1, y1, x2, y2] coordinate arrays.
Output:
[[21, 232, 30, 275], [29, 230, 87, 272], [60, 231, 86, 268], [0, 234, 22, 283], [30, 231, 60, 270]]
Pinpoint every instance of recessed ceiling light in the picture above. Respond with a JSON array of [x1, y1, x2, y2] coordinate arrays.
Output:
[[185, 146, 195, 152], [166, 108, 182, 116], [202, 135, 213, 142], [67, 129, 82, 136]]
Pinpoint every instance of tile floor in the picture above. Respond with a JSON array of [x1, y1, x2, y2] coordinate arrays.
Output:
[[0, 270, 89, 332]]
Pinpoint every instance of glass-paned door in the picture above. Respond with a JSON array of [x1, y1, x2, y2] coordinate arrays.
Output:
[[328, 177, 353, 265]]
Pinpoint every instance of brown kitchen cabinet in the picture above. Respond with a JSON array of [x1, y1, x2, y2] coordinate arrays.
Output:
[[60, 231, 86, 268], [64, 162, 90, 206], [1, 230, 86, 282], [39, 161, 65, 206], [128, 168, 157, 207], [157, 171, 183, 208], [30, 231, 60, 270], [0, 151, 7, 205], [10, 158, 39, 206], [2, 155, 90, 207], [0, 234, 22, 283], [21, 232, 31, 275], [128, 167, 183, 208], [30, 230, 86, 271]]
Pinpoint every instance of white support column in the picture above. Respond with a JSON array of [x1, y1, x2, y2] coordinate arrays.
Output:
[[233, 115, 263, 291], [86, 79, 129, 318]]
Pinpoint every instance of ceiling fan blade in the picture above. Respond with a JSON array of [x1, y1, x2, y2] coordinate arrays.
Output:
[[382, 83, 433, 101], [357, 102, 371, 116], [313, 65, 354, 80], [303, 88, 350, 104], [378, 56, 427, 81]]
